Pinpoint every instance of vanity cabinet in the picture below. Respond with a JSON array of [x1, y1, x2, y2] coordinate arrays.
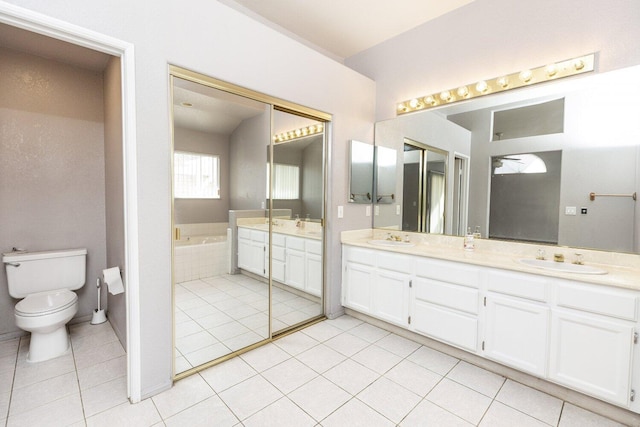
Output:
[[411, 258, 480, 352], [238, 227, 322, 297], [341, 243, 640, 411], [305, 240, 323, 297], [548, 280, 638, 406], [272, 233, 286, 283], [373, 253, 411, 327], [238, 228, 268, 276], [483, 270, 550, 377], [285, 236, 306, 290]]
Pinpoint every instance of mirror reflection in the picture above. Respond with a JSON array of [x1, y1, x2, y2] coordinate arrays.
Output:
[[172, 77, 271, 374], [349, 140, 374, 203], [374, 65, 640, 253], [270, 110, 324, 334], [171, 76, 326, 376]]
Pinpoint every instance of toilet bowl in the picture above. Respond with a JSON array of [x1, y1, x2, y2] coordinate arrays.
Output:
[[3, 248, 87, 363], [14, 289, 79, 362]]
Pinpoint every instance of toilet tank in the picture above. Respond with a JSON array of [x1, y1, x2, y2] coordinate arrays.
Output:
[[2, 248, 87, 298]]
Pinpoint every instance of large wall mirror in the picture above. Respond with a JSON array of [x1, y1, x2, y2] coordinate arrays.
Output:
[[374, 64, 640, 253], [170, 67, 329, 378]]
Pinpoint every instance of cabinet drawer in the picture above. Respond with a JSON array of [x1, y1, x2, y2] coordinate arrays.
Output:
[[377, 251, 413, 273], [415, 258, 479, 288], [343, 246, 375, 266], [238, 227, 251, 240], [251, 230, 266, 242], [556, 281, 638, 321], [272, 246, 286, 262], [487, 270, 548, 302], [272, 233, 286, 247], [414, 278, 479, 314], [286, 236, 306, 251], [306, 239, 322, 255]]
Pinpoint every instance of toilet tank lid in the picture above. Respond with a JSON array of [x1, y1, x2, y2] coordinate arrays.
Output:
[[2, 248, 87, 263]]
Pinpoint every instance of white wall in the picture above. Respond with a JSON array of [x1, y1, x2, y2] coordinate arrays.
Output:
[[346, 0, 640, 121], [3, 0, 376, 398]]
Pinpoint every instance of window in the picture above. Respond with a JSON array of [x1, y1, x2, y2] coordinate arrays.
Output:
[[267, 163, 300, 199], [174, 151, 220, 198]]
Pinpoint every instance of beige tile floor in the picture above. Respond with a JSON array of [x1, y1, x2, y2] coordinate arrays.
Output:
[[0, 316, 629, 426]]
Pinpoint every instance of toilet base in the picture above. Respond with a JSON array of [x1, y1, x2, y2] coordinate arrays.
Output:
[[27, 325, 71, 363]]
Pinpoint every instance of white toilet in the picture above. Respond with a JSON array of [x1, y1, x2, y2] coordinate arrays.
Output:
[[3, 248, 87, 362]]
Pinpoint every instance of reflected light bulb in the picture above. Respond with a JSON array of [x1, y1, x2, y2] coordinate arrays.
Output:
[[440, 90, 452, 102], [519, 70, 533, 83], [424, 95, 436, 106], [317, 123, 324, 132], [295, 129, 302, 137], [475, 81, 488, 93]]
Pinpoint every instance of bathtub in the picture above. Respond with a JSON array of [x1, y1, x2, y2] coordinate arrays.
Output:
[[174, 231, 230, 283]]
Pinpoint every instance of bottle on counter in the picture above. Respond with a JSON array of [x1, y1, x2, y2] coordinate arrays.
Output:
[[464, 227, 475, 251], [473, 226, 481, 239]]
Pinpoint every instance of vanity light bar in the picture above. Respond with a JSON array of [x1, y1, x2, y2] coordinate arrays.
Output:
[[396, 54, 595, 115], [273, 123, 324, 143]]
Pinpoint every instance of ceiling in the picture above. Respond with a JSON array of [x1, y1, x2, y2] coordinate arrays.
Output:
[[0, 23, 112, 71], [219, 0, 475, 61]]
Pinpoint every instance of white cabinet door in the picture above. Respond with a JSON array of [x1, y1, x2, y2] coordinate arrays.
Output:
[[285, 249, 306, 290], [305, 253, 322, 297], [343, 261, 374, 314], [484, 294, 549, 377], [237, 237, 252, 271], [549, 310, 634, 406], [372, 269, 410, 327]]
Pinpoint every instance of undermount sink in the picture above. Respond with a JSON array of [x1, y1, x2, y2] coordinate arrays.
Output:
[[368, 239, 415, 247], [518, 258, 607, 275]]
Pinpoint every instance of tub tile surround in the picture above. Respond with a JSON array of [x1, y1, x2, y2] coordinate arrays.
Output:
[[0, 316, 627, 426], [341, 229, 640, 290]]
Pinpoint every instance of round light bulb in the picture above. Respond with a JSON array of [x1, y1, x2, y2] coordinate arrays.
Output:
[[295, 129, 302, 137], [424, 95, 436, 106], [519, 70, 533, 83], [440, 90, 452, 102], [475, 81, 488, 93], [496, 76, 509, 88], [409, 98, 419, 109], [308, 125, 316, 133], [574, 59, 585, 70], [457, 86, 469, 98], [546, 64, 558, 77], [317, 123, 323, 132]]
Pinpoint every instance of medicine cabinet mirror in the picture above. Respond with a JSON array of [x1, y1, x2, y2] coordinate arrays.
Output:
[[349, 140, 374, 203]]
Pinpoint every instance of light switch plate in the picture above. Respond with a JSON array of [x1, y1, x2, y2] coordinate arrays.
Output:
[[337, 205, 344, 218], [565, 206, 577, 215], [366, 205, 371, 216]]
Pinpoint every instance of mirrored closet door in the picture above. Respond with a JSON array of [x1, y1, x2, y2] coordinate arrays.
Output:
[[170, 67, 328, 377]]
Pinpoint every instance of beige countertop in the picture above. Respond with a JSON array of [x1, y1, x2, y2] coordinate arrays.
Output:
[[341, 229, 640, 291], [237, 218, 322, 241]]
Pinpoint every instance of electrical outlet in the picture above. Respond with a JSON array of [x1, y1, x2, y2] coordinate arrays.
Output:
[[565, 206, 577, 215], [581, 207, 588, 215]]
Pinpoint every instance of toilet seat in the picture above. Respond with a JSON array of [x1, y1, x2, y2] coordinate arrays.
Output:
[[15, 290, 77, 317]]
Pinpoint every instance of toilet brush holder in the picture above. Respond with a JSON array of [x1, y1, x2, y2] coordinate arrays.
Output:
[[91, 309, 107, 325], [91, 277, 107, 325]]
